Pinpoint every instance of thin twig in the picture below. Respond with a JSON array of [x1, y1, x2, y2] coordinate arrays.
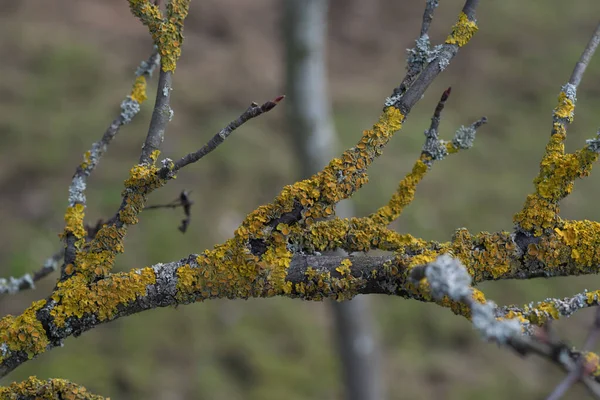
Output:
[[145, 190, 193, 232], [172, 95, 285, 171], [140, 69, 173, 164], [546, 308, 600, 400], [387, 0, 481, 112], [429, 86, 451, 133], [569, 22, 600, 88], [420, 0, 439, 38], [62, 49, 160, 271]]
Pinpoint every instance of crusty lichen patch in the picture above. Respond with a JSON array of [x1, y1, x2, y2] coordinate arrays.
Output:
[[514, 88, 598, 236], [445, 12, 478, 47], [128, 0, 190, 72], [236, 107, 404, 241], [51, 268, 156, 328], [62, 204, 86, 247], [130, 75, 148, 103], [369, 158, 428, 225], [0, 300, 48, 363], [0, 376, 104, 399]]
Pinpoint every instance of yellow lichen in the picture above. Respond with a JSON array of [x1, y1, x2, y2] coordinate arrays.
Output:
[[369, 158, 428, 225], [336, 259, 352, 276], [586, 290, 600, 305], [74, 224, 127, 279], [554, 92, 575, 121], [0, 300, 48, 362], [81, 150, 92, 170], [63, 204, 86, 247], [583, 352, 600, 376], [445, 12, 478, 47], [237, 107, 404, 243], [0, 376, 104, 400], [51, 268, 156, 327], [130, 75, 148, 103], [128, 0, 190, 72]]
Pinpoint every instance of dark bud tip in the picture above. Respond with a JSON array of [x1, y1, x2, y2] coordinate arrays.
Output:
[[441, 87, 452, 101]]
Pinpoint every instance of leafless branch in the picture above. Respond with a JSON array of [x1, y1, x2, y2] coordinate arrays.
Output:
[[145, 190, 193, 232], [61, 49, 159, 271], [420, 0, 439, 38], [569, 22, 600, 88], [140, 69, 173, 164], [172, 96, 285, 171]]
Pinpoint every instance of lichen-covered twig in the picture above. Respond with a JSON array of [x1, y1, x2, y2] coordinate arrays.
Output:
[[61, 49, 159, 276], [515, 22, 600, 237], [172, 96, 285, 171], [369, 87, 486, 226], [0, 376, 104, 399], [0, 250, 63, 295], [414, 255, 600, 397], [388, 0, 479, 105]]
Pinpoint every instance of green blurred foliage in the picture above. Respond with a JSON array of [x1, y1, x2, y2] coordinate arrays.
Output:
[[0, 0, 599, 399]]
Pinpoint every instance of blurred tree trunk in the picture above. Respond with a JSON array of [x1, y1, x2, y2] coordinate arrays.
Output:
[[283, 1, 384, 400]]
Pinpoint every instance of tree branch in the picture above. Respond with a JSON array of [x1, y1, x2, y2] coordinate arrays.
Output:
[[172, 96, 285, 171]]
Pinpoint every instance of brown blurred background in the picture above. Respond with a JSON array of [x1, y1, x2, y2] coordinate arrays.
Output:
[[1, 0, 600, 399]]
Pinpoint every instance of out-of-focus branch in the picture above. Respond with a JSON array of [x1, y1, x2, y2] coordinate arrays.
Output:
[[283, 0, 383, 398], [414, 255, 600, 399], [146, 190, 193, 232]]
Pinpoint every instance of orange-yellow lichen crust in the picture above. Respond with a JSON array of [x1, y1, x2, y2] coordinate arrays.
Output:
[[369, 158, 428, 225], [237, 107, 404, 239], [0, 376, 105, 400], [0, 300, 48, 363], [175, 233, 293, 302], [295, 262, 366, 302], [514, 91, 598, 236], [445, 12, 478, 47], [368, 139, 473, 227], [62, 204, 86, 248], [69, 151, 167, 280], [129, 75, 148, 103], [175, 108, 403, 302], [70, 225, 127, 279], [119, 150, 168, 226], [128, 0, 190, 72], [583, 352, 600, 377], [523, 219, 600, 275], [303, 217, 426, 253], [450, 229, 518, 282], [51, 268, 156, 328]]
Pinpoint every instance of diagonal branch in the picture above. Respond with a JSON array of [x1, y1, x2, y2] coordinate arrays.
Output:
[[569, 22, 600, 87], [61, 49, 160, 275], [140, 69, 172, 164], [172, 96, 285, 171]]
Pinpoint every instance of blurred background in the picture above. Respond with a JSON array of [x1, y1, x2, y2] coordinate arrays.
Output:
[[1, 0, 600, 399]]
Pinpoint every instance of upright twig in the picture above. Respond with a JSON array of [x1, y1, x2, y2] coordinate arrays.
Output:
[[568, 22, 600, 88], [140, 70, 173, 164]]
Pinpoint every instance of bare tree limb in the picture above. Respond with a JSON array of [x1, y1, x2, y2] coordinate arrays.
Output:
[[172, 96, 284, 171], [569, 22, 600, 88], [140, 69, 173, 164], [59, 49, 159, 278]]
